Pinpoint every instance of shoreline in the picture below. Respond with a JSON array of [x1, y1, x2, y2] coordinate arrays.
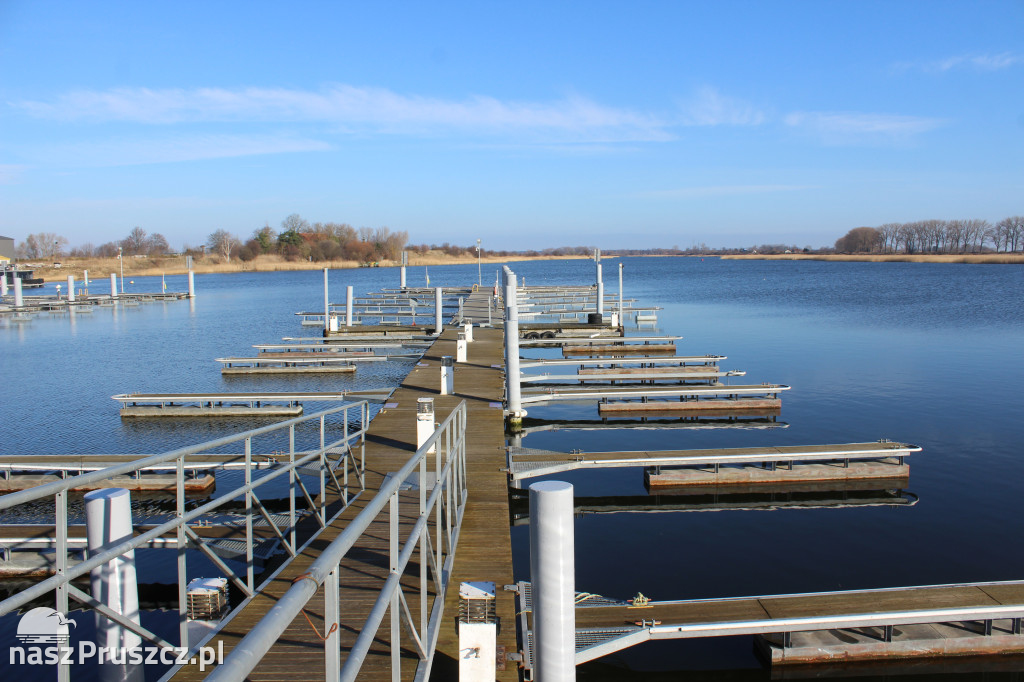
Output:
[[720, 253, 1024, 264], [15, 252, 594, 283]]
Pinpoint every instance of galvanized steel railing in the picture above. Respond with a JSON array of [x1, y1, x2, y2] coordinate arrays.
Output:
[[205, 400, 468, 682], [0, 401, 370, 680]]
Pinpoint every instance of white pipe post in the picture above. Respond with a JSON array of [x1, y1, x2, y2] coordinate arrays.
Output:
[[83, 270, 89, 294], [110, 273, 118, 299], [323, 268, 330, 334], [618, 262, 624, 327], [345, 285, 354, 326], [84, 488, 142, 656], [434, 286, 443, 335], [400, 251, 407, 289], [529, 481, 576, 682], [13, 275, 23, 307], [187, 270, 195, 298], [458, 297, 464, 324], [504, 272, 524, 425], [67, 275, 75, 302], [1, 270, 8, 297], [416, 397, 436, 454], [440, 356, 454, 395]]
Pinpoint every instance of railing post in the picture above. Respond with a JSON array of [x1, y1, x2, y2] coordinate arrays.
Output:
[[245, 437, 254, 593], [390, 492, 401, 681], [325, 565, 341, 679], [289, 425, 297, 553], [419, 445, 428, 639], [177, 454, 188, 648], [55, 489, 70, 682], [320, 414, 327, 523]]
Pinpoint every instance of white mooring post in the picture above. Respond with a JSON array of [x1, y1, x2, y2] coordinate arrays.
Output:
[[187, 270, 195, 298], [434, 287, 443, 335], [323, 268, 330, 334], [456, 331, 467, 363], [618, 262, 624, 328], [529, 480, 576, 682], [84, 488, 143, 656], [458, 297, 464, 324], [110, 272, 118, 299], [345, 285, 354, 326], [83, 270, 89, 293], [504, 273, 525, 426], [416, 397, 436, 454], [67, 275, 75, 302], [458, 581, 498, 681], [400, 251, 407, 289], [1, 271, 8, 297], [440, 355, 454, 395], [13, 276, 23, 307]]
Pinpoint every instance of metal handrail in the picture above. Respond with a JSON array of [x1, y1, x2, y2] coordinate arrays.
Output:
[[206, 400, 469, 682], [0, 401, 370, 682]]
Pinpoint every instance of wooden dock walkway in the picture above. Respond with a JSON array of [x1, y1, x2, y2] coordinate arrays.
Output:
[[172, 290, 516, 681]]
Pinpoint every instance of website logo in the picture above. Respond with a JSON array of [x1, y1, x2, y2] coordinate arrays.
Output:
[[16, 608, 76, 646]]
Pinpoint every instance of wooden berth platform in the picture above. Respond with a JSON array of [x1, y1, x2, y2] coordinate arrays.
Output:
[[514, 580, 1024, 671], [170, 290, 517, 681]]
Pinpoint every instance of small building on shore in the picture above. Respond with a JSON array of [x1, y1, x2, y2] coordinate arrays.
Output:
[[0, 235, 13, 263]]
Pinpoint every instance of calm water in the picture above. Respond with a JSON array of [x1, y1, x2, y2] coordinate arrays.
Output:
[[2, 258, 1023, 680]]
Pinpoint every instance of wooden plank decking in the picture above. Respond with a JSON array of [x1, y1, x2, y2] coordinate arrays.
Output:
[[172, 290, 515, 681]]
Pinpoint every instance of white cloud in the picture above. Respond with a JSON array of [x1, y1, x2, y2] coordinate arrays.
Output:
[[12, 85, 674, 143], [784, 111, 943, 142], [894, 52, 1023, 73], [40, 134, 332, 167], [677, 87, 765, 126], [0, 164, 27, 184], [640, 184, 813, 199]]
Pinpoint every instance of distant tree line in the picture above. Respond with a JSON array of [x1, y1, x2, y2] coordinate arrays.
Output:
[[835, 217, 1024, 254], [17, 227, 171, 260]]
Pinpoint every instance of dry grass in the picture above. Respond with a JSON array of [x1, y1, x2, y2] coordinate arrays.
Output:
[[24, 250, 594, 282], [721, 253, 1024, 264]]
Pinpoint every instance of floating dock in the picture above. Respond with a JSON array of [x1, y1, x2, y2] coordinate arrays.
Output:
[[111, 391, 391, 417]]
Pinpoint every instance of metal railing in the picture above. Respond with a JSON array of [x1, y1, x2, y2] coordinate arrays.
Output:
[[0, 401, 369, 681], [205, 400, 468, 682]]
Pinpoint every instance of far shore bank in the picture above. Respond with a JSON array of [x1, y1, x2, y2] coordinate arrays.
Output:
[[14, 251, 595, 283], [721, 253, 1024, 264], [14, 250, 1024, 283]]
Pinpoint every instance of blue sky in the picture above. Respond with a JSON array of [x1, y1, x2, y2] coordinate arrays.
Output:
[[1, 1, 1022, 250]]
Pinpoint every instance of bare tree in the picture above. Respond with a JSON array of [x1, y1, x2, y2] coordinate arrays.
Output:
[[207, 229, 240, 262], [280, 213, 310, 234], [147, 233, 170, 255], [121, 227, 148, 255]]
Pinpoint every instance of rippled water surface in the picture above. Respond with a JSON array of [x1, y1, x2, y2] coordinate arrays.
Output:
[[2, 258, 1024, 680]]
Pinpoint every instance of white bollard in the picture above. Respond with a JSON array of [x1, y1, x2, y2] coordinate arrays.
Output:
[[464, 321, 473, 342], [67, 275, 75, 302], [618, 262, 624, 326], [597, 280, 604, 318], [434, 287, 443, 335], [1, 271, 7, 296], [416, 397, 436, 454], [400, 265, 407, 289], [188, 270, 195, 298], [440, 355, 454, 395], [13, 276, 23, 307], [529, 481, 576, 682], [110, 272, 118, 299], [323, 268, 330, 334], [456, 332, 467, 363], [504, 276, 524, 423], [84, 269, 89, 291], [346, 285, 354, 326], [84, 488, 142, 656]]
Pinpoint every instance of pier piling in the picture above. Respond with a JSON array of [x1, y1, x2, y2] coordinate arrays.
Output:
[[84, 488, 142, 654], [529, 480, 576, 682], [13, 276, 22, 307]]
